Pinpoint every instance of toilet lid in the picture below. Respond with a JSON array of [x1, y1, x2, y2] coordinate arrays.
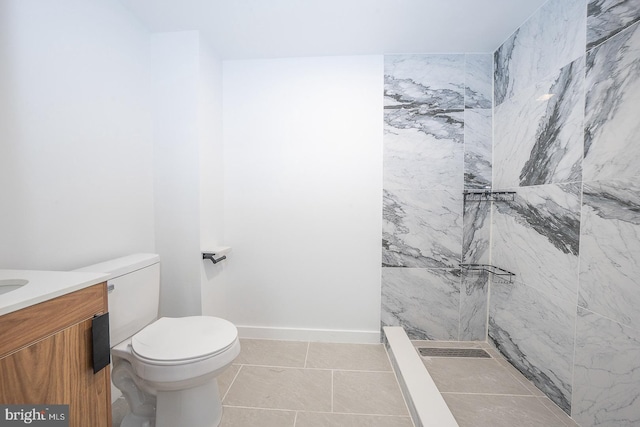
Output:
[[131, 316, 238, 362]]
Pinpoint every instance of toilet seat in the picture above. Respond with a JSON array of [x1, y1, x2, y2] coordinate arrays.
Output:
[[112, 316, 241, 389], [131, 316, 238, 365]]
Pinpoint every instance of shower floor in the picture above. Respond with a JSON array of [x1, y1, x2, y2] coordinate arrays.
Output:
[[412, 340, 579, 427]]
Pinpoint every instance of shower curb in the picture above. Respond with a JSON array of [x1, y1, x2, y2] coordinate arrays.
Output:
[[384, 326, 459, 427]]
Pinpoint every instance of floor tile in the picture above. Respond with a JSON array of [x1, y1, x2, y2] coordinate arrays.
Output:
[[332, 371, 408, 416], [537, 397, 579, 426], [219, 406, 295, 427], [422, 357, 532, 395], [223, 365, 332, 411], [442, 394, 565, 427], [305, 343, 392, 371], [218, 364, 241, 398], [234, 339, 308, 367], [493, 356, 546, 397], [295, 412, 414, 427]]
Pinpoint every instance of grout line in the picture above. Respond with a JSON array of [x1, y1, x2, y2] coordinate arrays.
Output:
[[221, 364, 243, 402], [491, 357, 544, 396], [576, 305, 640, 332], [536, 396, 577, 426], [570, 177, 585, 420], [298, 410, 414, 418], [330, 370, 334, 413], [223, 405, 415, 419], [440, 391, 542, 397], [223, 405, 295, 412], [304, 341, 310, 368], [238, 362, 392, 373], [293, 410, 298, 427]]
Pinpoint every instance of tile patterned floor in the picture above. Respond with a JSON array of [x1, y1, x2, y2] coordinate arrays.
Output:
[[113, 339, 414, 427], [220, 340, 413, 426], [413, 340, 579, 427], [112, 338, 581, 427]]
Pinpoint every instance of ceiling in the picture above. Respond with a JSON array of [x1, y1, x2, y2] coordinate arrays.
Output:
[[119, 0, 548, 59]]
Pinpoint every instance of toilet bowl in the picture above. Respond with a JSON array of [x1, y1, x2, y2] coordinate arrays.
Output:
[[112, 317, 240, 427], [75, 254, 240, 427]]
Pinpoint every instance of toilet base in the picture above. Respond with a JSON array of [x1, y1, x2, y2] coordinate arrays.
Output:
[[112, 360, 157, 427], [156, 379, 222, 427], [113, 358, 225, 427]]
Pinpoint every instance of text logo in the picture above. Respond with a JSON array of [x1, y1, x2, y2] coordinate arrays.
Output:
[[0, 405, 69, 426]]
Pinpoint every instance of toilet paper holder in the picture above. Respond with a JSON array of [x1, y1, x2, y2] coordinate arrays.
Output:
[[202, 247, 231, 264], [203, 253, 226, 264]]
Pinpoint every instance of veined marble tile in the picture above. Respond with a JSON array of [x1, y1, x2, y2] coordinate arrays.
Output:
[[381, 267, 461, 340], [385, 55, 465, 110], [462, 199, 491, 265], [491, 183, 581, 303], [573, 307, 640, 426], [494, 58, 584, 188], [494, 0, 586, 106], [459, 270, 488, 341], [464, 108, 492, 190], [382, 189, 463, 268], [584, 21, 640, 182], [587, 0, 640, 49], [578, 179, 640, 330], [384, 109, 464, 191], [489, 280, 575, 413], [465, 54, 493, 109]]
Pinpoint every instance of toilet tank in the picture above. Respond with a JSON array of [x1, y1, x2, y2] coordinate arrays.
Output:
[[74, 254, 160, 347]]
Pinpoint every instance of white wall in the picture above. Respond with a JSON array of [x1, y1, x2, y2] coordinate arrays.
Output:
[[151, 31, 225, 317], [0, 0, 154, 270], [221, 56, 383, 342], [0, 1, 380, 337], [198, 38, 227, 318]]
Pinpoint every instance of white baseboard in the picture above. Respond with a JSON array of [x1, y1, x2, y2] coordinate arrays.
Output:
[[236, 325, 381, 343]]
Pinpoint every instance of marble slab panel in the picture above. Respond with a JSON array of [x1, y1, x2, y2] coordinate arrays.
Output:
[[587, 0, 640, 49], [489, 280, 576, 413], [385, 55, 465, 110], [382, 189, 463, 268], [462, 199, 491, 265], [493, 58, 584, 189], [491, 183, 581, 303], [494, 0, 586, 106], [463, 108, 492, 190], [384, 109, 464, 191], [381, 267, 461, 340], [572, 307, 640, 426], [459, 270, 488, 341], [584, 20, 640, 182], [578, 179, 640, 330], [465, 54, 493, 109]]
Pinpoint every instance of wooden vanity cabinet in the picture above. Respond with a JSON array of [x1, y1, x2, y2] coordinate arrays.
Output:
[[0, 283, 111, 427]]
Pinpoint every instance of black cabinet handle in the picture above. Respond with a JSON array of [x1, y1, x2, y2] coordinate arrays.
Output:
[[91, 312, 111, 374]]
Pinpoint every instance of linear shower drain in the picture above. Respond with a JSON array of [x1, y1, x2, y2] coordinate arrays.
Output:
[[418, 347, 491, 358]]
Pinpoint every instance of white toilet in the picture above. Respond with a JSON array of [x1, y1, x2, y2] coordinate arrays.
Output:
[[75, 253, 240, 427]]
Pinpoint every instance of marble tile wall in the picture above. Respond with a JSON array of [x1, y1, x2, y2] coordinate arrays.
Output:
[[491, 0, 640, 424], [584, 17, 640, 181], [382, 54, 492, 342], [494, 0, 586, 107]]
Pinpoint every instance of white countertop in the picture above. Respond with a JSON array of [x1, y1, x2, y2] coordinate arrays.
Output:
[[0, 270, 109, 316]]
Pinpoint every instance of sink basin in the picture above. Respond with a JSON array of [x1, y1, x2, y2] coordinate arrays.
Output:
[[0, 279, 29, 295]]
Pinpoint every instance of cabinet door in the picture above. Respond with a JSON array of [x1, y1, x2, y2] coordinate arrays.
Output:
[[0, 318, 111, 427]]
